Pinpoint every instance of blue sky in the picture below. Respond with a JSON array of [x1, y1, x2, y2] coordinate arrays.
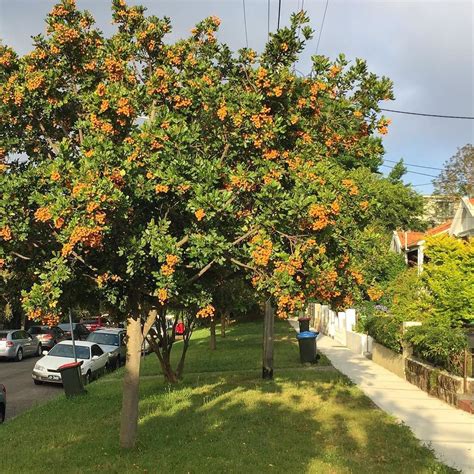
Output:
[[1, 0, 472, 193]]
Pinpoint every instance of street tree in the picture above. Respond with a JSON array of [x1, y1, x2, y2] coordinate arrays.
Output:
[[0, 0, 419, 448], [433, 144, 473, 197]]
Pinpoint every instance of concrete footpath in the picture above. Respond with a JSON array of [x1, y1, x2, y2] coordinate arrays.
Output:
[[290, 320, 474, 472]]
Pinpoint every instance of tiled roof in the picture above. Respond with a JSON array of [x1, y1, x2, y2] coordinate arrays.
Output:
[[396, 220, 452, 249]]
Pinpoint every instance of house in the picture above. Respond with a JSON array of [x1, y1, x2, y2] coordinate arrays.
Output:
[[390, 196, 473, 273], [449, 197, 474, 238]]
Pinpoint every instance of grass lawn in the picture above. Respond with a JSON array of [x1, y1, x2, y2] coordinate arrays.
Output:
[[0, 320, 456, 473]]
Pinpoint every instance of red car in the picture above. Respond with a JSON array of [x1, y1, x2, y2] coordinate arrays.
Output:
[[83, 317, 110, 333]]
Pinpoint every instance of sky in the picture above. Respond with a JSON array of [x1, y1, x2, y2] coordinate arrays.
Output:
[[1, 0, 472, 193]]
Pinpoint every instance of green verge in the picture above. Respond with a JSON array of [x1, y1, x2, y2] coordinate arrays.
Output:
[[0, 321, 457, 473]]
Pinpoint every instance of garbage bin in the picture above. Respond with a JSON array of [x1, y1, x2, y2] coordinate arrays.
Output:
[[297, 331, 318, 363], [298, 317, 311, 332], [57, 361, 86, 398]]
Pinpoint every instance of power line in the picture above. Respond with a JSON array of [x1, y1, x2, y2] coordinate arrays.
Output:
[[380, 108, 474, 120], [315, 0, 329, 55], [277, 0, 282, 30], [242, 0, 249, 48], [384, 158, 443, 171], [411, 183, 434, 187], [380, 164, 438, 178]]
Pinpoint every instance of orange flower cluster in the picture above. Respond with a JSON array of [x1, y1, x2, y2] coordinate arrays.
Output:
[[90, 114, 115, 135], [54, 217, 65, 229], [360, 200, 369, 211], [117, 97, 133, 117], [377, 118, 391, 135], [217, 103, 227, 121], [229, 174, 253, 191], [196, 304, 215, 319], [105, 58, 125, 81], [161, 254, 179, 276], [250, 107, 272, 129], [173, 96, 192, 108], [367, 287, 384, 301], [26, 73, 45, 91], [177, 184, 190, 194], [155, 184, 169, 193], [96, 83, 106, 97], [353, 110, 363, 118], [53, 23, 80, 44], [96, 272, 121, 288], [255, 67, 270, 89], [263, 149, 278, 160], [342, 179, 359, 196], [72, 182, 88, 197], [61, 225, 103, 256], [311, 270, 340, 301], [274, 256, 302, 276], [329, 65, 342, 77], [34, 207, 52, 223], [51, 171, 61, 181], [50, 4, 70, 17], [350, 270, 364, 285], [157, 288, 168, 304], [308, 204, 331, 231], [0, 225, 12, 241], [251, 236, 272, 266], [195, 208, 206, 221], [262, 169, 282, 185], [0, 50, 13, 67], [275, 292, 304, 319]]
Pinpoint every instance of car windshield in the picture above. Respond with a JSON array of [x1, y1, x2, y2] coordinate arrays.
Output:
[[29, 327, 48, 335], [87, 333, 119, 346], [58, 324, 75, 331], [48, 344, 90, 359]]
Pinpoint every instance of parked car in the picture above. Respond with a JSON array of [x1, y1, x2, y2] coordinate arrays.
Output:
[[0, 330, 42, 361], [86, 328, 126, 370], [83, 316, 111, 333], [32, 340, 108, 385], [27, 326, 66, 351], [0, 384, 5, 423], [57, 323, 90, 341]]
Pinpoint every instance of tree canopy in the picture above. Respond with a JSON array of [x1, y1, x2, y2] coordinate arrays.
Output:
[[433, 143, 473, 198], [0, 0, 427, 446]]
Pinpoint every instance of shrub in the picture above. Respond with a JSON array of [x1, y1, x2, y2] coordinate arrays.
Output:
[[404, 324, 468, 376], [366, 314, 403, 353]]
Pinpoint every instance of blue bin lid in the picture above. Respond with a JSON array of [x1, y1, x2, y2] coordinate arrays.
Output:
[[297, 331, 318, 339]]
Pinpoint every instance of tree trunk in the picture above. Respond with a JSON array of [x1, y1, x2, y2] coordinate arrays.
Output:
[[220, 311, 226, 338], [176, 334, 191, 379], [119, 315, 143, 449], [147, 332, 179, 383], [262, 299, 274, 380], [210, 318, 216, 350]]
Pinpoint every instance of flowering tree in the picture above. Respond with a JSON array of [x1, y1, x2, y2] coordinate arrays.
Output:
[[0, 0, 418, 448]]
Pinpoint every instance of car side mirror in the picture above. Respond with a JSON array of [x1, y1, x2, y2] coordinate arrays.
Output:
[[92, 355, 99, 360], [42, 350, 49, 356]]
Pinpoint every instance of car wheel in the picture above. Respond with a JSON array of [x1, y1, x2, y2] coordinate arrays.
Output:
[[84, 371, 91, 385], [0, 403, 5, 423], [36, 344, 42, 357], [34, 379, 43, 385], [15, 348, 23, 362]]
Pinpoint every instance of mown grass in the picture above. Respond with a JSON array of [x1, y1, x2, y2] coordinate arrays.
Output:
[[0, 320, 456, 473]]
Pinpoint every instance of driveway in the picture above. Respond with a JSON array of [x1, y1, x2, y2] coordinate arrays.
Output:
[[0, 356, 62, 421]]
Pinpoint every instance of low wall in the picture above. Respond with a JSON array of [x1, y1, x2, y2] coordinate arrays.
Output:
[[372, 342, 405, 379], [405, 357, 473, 407], [346, 331, 373, 356]]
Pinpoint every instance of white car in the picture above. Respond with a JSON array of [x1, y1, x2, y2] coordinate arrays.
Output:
[[32, 340, 108, 385]]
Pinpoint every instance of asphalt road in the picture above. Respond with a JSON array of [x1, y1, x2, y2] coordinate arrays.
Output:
[[0, 356, 62, 421]]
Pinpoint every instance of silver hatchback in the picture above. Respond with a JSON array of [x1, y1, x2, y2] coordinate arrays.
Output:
[[0, 330, 42, 361]]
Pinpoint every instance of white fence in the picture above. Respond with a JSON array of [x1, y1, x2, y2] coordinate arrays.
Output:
[[304, 303, 373, 356]]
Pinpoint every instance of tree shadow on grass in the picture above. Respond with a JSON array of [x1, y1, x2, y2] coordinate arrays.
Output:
[[0, 371, 458, 474], [130, 374, 456, 474]]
